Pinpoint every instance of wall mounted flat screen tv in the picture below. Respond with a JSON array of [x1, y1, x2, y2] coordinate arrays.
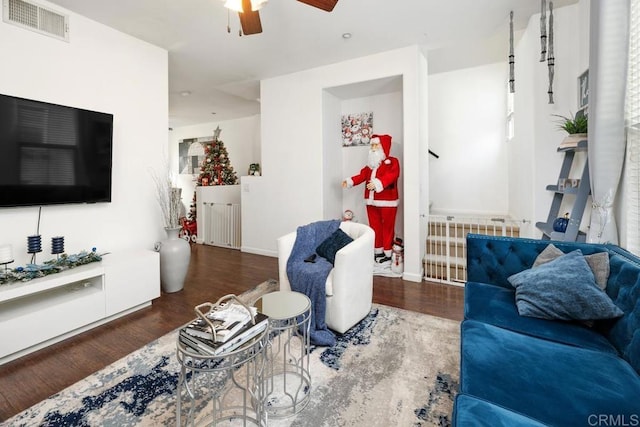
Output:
[[0, 94, 113, 207]]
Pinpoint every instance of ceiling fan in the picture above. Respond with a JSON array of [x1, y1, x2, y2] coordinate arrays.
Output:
[[224, 0, 339, 35]]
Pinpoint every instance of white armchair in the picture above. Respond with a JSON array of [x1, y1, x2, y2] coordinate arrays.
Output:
[[277, 221, 374, 334]]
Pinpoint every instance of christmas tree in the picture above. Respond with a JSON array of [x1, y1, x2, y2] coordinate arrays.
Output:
[[187, 191, 197, 221], [196, 127, 238, 186]]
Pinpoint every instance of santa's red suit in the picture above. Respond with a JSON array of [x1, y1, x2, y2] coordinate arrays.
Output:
[[344, 134, 400, 260]]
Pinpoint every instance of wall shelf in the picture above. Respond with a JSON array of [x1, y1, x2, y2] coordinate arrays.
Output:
[[535, 139, 590, 242]]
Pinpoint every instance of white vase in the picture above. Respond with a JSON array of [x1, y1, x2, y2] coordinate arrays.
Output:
[[158, 227, 191, 293]]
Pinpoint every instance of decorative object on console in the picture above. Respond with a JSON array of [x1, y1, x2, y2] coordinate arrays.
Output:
[[0, 249, 103, 285], [0, 244, 14, 273], [51, 236, 65, 259], [27, 235, 42, 263]]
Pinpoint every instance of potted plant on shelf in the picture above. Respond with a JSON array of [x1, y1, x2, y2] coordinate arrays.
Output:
[[553, 112, 588, 148]]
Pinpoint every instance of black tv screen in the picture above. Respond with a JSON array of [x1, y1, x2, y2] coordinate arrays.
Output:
[[0, 94, 113, 207]]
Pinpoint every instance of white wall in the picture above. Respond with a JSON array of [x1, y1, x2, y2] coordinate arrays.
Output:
[[0, 1, 168, 267], [509, 2, 590, 238], [428, 63, 509, 216], [169, 115, 261, 213], [242, 46, 428, 282]]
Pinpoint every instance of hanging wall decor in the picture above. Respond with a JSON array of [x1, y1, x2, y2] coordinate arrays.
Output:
[[509, 11, 515, 93], [178, 137, 205, 175], [540, 0, 547, 62], [547, 1, 555, 104], [578, 69, 589, 112], [342, 112, 373, 147]]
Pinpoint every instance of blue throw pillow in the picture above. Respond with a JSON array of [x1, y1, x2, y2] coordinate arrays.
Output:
[[507, 250, 623, 321], [315, 228, 353, 265]]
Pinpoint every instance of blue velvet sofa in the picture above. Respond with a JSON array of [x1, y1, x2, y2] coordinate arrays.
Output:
[[453, 234, 640, 426]]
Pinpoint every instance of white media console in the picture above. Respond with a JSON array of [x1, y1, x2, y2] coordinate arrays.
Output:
[[0, 249, 160, 365]]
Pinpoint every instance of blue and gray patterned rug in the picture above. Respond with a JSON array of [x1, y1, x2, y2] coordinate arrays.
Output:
[[5, 295, 460, 427]]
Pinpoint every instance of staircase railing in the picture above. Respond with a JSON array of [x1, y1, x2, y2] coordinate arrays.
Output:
[[424, 215, 526, 285]]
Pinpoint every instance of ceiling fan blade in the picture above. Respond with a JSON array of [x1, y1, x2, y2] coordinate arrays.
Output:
[[297, 0, 338, 12], [239, 0, 262, 35]]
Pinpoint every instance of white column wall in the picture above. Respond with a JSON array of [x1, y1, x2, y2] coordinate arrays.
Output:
[[242, 46, 427, 282], [428, 63, 509, 217], [0, 1, 168, 267]]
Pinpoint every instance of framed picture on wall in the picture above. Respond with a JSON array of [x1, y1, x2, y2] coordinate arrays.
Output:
[[578, 69, 589, 110], [342, 112, 373, 147], [179, 137, 207, 175]]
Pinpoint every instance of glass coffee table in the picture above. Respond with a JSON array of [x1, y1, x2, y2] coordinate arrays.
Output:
[[255, 291, 312, 418]]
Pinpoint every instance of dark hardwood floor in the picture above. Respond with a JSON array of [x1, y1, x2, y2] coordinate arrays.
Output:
[[0, 243, 464, 421]]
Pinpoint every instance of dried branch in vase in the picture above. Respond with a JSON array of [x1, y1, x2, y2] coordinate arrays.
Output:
[[151, 167, 182, 229]]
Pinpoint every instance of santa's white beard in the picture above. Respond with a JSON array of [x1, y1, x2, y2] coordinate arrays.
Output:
[[368, 149, 385, 169]]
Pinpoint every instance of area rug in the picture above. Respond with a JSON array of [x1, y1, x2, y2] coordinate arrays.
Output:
[[4, 280, 460, 427]]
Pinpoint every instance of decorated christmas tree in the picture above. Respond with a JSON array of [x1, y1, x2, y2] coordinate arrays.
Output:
[[187, 191, 197, 221], [196, 127, 239, 186]]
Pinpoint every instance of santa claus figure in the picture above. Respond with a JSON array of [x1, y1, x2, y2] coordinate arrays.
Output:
[[342, 134, 400, 263]]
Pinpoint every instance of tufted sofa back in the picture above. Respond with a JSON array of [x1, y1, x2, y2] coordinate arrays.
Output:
[[466, 234, 640, 375], [603, 246, 640, 374]]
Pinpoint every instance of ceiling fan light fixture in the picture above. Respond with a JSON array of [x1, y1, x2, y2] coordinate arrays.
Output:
[[251, 0, 268, 10], [223, 0, 242, 12], [223, 0, 267, 12]]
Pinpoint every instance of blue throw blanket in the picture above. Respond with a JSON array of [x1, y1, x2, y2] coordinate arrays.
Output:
[[286, 219, 339, 346]]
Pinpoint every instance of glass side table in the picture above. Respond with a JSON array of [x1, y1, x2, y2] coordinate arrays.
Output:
[[255, 291, 312, 418], [175, 323, 269, 426]]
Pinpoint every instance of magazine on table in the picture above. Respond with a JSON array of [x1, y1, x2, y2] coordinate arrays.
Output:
[[184, 303, 258, 342], [180, 312, 269, 356]]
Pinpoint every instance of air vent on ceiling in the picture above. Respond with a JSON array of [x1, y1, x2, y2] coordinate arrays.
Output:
[[2, 0, 69, 42]]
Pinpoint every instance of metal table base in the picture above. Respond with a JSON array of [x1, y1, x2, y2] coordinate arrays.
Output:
[[257, 291, 312, 418]]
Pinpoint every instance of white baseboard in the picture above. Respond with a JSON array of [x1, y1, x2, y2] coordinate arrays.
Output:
[[402, 271, 422, 283], [241, 246, 277, 258]]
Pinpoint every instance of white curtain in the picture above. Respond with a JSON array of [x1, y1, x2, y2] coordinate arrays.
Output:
[[626, 0, 640, 255], [587, 0, 630, 244]]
